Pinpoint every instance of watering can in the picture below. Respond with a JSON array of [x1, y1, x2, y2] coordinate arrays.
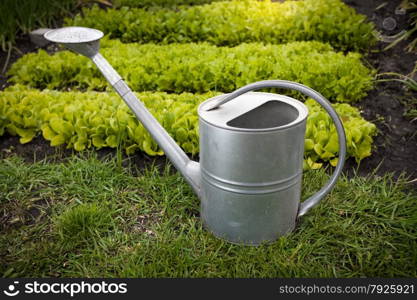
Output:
[[44, 27, 346, 245]]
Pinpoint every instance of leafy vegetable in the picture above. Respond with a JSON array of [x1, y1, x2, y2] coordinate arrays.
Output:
[[113, 0, 228, 8], [304, 99, 377, 169], [0, 87, 377, 168], [8, 40, 374, 102], [67, 0, 376, 51]]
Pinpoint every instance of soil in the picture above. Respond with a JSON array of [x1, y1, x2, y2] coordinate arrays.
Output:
[[0, 0, 416, 187], [342, 0, 417, 187]]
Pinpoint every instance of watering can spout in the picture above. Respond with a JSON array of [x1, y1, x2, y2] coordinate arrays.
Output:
[[44, 27, 202, 196]]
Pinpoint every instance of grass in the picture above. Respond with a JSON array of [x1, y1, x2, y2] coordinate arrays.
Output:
[[376, 72, 417, 120], [0, 152, 416, 278]]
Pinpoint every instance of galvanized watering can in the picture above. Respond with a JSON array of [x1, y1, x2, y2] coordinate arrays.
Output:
[[44, 27, 347, 245]]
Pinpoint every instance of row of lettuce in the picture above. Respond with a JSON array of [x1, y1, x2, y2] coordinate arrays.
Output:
[[0, 87, 376, 169], [8, 40, 374, 102], [1, 0, 378, 168], [67, 0, 376, 51], [112, 0, 228, 8]]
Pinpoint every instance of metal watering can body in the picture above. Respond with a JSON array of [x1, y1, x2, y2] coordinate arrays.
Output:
[[44, 27, 347, 245], [198, 93, 308, 244]]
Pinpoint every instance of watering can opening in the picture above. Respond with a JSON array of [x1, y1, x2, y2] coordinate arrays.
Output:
[[227, 100, 299, 129], [198, 92, 308, 132]]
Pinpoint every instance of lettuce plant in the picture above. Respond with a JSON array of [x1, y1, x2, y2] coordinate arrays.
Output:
[[0, 88, 377, 168], [113, 0, 228, 8], [8, 40, 374, 102], [67, 0, 376, 51]]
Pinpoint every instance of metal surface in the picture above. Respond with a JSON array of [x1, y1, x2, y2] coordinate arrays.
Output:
[[199, 92, 308, 131], [44, 27, 103, 44], [92, 53, 122, 85], [44, 27, 103, 57], [199, 92, 307, 244], [203, 80, 347, 218], [46, 26, 347, 245]]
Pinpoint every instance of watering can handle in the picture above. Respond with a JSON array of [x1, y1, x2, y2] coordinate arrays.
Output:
[[206, 80, 347, 217]]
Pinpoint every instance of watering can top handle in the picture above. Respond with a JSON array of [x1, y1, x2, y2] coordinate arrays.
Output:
[[207, 80, 347, 217]]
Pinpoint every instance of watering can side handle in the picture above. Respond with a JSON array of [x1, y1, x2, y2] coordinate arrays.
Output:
[[207, 80, 347, 217]]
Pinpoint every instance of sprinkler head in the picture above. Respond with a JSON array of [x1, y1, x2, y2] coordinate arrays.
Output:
[[44, 26, 104, 57]]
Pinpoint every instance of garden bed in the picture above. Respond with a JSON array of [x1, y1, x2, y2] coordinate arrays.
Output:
[[0, 0, 416, 181], [0, 0, 416, 278]]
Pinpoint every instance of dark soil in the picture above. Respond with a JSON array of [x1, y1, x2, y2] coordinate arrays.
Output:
[[0, 0, 416, 187], [0, 37, 36, 90], [0, 134, 168, 175], [342, 0, 417, 186]]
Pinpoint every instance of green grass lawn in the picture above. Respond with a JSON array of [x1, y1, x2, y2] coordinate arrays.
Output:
[[0, 153, 416, 277]]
